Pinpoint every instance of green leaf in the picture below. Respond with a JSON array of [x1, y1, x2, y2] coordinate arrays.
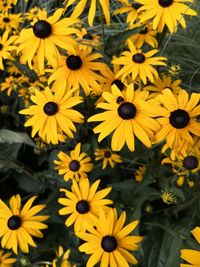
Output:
[[105, 28, 141, 56], [0, 130, 35, 146]]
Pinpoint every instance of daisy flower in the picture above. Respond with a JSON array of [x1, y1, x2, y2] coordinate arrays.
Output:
[[19, 87, 84, 145], [95, 148, 122, 169], [88, 84, 160, 151], [152, 88, 200, 150], [64, 0, 110, 26], [0, 30, 17, 70], [137, 0, 197, 33], [112, 40, 167, 84], [0, 13, 22, 32], [0, 250, 16, 267], [0, 195, 48, 254], [180, 226, 200, 267], [16, 8, 79, 73], [77, 208, 143, 267], [58, 178, 113, 232], [48, 45, 107, 96], [54, 142, 93, 182]]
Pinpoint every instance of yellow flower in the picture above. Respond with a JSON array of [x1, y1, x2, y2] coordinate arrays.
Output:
[[54, 143, 93, 182], [77, 208, 143, 267], [128, 22, 158, 48], [0, 13, 22, 32], [48, 45, 107, 96], [16, 8, 79, 73], [64, 0, 110, 26], [88, 84, 160, 151], [76, 27, 101, 50], [161, 190, 176, 205], [19, 87, 84, 145], [0, 250, 16, 267], [180, 226, 200, 266], [151, 89, 200, 150], [137, 0, 197, 33], [113, 0, 142, 26], [95, 148, 122, 169], [112, 40, 167, 85], [1, 75, 21, 96], [58, 178, 113, 232], [25, 7, 40, 21], [0, 0, 13, 12], [52, 246, 75, 267], [0, 195, 49, 254]]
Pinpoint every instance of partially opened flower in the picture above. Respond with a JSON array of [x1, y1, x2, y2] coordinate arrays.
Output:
[[77, 208, 143, 267], [180, 226, 200, 267], [54, 143, 93, 182], [58, 178, 113, 232], [0, 195, 49, 254], [64, 0, 110, 26], [19, 87, 84, 145], [88, 84, 160, 151], [137, 0, 197, 33], [112, 40, 167, 84], [16, 8, 79, 73]]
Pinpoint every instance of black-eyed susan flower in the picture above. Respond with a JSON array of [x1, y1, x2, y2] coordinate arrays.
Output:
[[0, 30, 16, 70], [54, 143, 93, 182], [0, 249, 16, 267], [137, 0, 197, 33], [88, 84, 160, 152], [0, 0, 13, 12], [1, 75, 21, 96], [0, 13, 22, 32], [113, 0, 142, 26], [152, 89, 200, 150], [112, 40, 167, 84], [0, 194, 49, 254], [128, 22, 158, 48], [77, 208, 143, 267], [76, 27, 101, 50], [16, 8, 79, 73], [145, 74, 182, 96], [180, 226, 200, 267], [25, 7, 40, 21], [19, 87, 84, 145], [95, 148, 122, 169], [48, 45, 107, 96], [64, 0, 110, 26], [58, 178, 113, 232]]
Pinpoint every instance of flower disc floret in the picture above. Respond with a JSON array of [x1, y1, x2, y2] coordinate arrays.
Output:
[[76, 200, 90, 214], [101, 236, 118, 252], [169, 109, 190, 129], [159, 0, 173, 7], [183, 156, 198, 170], [7, 216, 21, 230], [33, 20, 52, 38], [66, 55, 83, 70]]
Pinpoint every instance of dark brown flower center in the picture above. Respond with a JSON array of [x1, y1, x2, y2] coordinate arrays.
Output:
[[158, 0, 173, 7], [76, 200, 90, 214], [33, 20, 52, 39], [43, 101, 58, 116], [140, 27, 148, 34], [111, 79, 124, 90], [118, 102, 137, 120], [169, 109, 190, 129], [101, 236, 118, 252], [131, 2, 142, 9], [116, 96, 124, 104], [132, 53, 145, 63], [69, 160, 80, 171], [183, 156, 198, 170], [83, 33, 93, 40], [3, 17, 10, 23], [104, 151, 111, 158], [7, 215, 21, 230], [66, 55, 82, 70]]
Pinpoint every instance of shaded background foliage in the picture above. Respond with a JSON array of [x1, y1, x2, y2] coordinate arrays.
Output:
[[0, 0, 200, 266]]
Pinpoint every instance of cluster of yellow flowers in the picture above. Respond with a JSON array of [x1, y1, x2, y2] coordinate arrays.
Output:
[[0, 0, 199, 266]]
